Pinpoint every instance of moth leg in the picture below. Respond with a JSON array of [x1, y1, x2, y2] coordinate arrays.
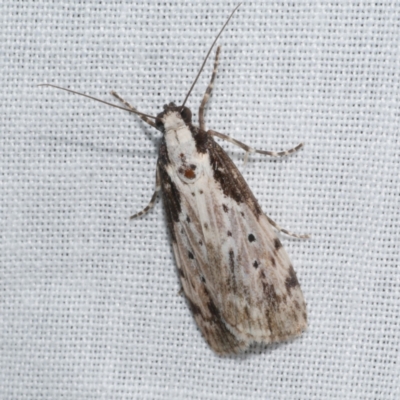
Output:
[[208, 129, 303, 160], [266, 215, 309, 239], [199, 46, 221, 131], [111, 91, 157, 129], [130, 168, 161, 219]]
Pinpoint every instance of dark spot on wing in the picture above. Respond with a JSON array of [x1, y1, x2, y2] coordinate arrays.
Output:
[[253, 260, 259, 269], [204, 222, 208, 229], [190, 164, 197, 170], [294, 300, 301, 310], [229, 249, 235, 273], [199, 189, 203, 194], [248, 234, 256, 242], [201, 276, 206, 283], [227, 230, 232, 237], [228, 249, 238, 293], [188, 251, 194, 260], [261, 275, 281, 305], [199, 240, 203, 246], [207, 300, 220, 321], [270, 256, 276, 268], [241, 212, 245, 217], [184, 167, 196, 179], [285, 265, 299, 294], [222, 204, 228, 213], [186, 215, 191, 223], [187, 298, 202, 317], [264, 307, 278, 342], [191, 192, 195, 197], [178, 268, 185, 278], [303, 312, 307, 322], [274, 238, 282, 250]]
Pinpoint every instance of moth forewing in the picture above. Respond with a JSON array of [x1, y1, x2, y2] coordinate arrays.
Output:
[[155, 103, 307, 355]]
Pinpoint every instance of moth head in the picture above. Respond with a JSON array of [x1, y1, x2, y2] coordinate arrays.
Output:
[[155, 103, 192, 133]]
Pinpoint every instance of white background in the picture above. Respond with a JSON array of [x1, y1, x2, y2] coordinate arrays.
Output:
[[1, 1, 399, 399]]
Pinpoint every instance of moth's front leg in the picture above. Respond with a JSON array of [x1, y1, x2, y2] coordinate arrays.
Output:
[[111, 91, 157, 129], [130, 167, 161, 219]]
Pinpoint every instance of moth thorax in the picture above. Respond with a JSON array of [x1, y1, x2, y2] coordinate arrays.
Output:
[[163, 111, 187, 132]]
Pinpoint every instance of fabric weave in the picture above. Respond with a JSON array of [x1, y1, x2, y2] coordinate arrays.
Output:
[[1, 1, 399, 399]]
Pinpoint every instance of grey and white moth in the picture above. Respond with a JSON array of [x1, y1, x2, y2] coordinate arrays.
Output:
[[41, 4, 308, 355]]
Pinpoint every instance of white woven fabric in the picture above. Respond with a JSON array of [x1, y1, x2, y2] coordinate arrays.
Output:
[[1, 1, 399, 399]]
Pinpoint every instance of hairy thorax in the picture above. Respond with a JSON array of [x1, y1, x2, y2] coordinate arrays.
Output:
[[163, 111, 205, 185]]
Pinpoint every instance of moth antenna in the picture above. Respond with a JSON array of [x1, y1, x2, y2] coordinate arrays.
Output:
[[180, 3, 241, 111], [38, 83, 157, 120]]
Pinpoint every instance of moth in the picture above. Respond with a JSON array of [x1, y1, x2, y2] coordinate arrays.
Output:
[[41, 4, 308, 355]]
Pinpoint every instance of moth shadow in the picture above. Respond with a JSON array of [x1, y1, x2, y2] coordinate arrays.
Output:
[[229, 340, 298, 360]]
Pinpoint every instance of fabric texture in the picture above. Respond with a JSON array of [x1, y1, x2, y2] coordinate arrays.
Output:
[[1, 1, 399, 399]]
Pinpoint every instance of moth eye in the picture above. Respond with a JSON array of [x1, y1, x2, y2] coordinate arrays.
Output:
[[180, 107, 192, 123], [155, 118, 164, 131]]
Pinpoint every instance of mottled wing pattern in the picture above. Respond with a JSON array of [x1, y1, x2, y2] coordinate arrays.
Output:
[[158, 132, 307, 355]]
